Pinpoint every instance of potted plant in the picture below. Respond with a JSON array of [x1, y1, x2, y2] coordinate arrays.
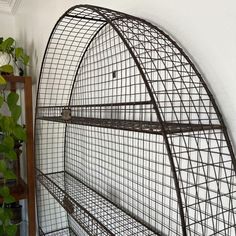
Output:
[[0, 37, 29, 236], [0, 37, 29, 78], [0, 86, 26, 236]]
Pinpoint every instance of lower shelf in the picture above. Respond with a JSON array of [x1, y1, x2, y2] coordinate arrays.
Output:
[[37, 170, 157, 236], [39, 227, 75, 236]]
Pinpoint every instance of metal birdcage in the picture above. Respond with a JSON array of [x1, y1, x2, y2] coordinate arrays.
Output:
[[35, 5, 236, 236]]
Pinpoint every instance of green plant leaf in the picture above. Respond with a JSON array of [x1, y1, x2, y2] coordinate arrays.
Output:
[[1, 116, 14, 133], [0, 186, 9, 197], [3, 136, 14, 149], [3, 213, 10, 225], [15, 47, 23, 59], [5, 224, 17, 236], [1, 141, 13, 158], [13, 125, 26, 141], [15, 47, 29, 66], [0, 95, 4, 108], [0, 160, 7, 173], [3, 207, 12, 218], [0, 37, 14, 53], [0, 75, 6, 85], [0, 225, 4, 236], [4, 195, 16, 204], [0, 64, 13, 74], [4, 195, 15, 205], [0, 143, 9, 153], [5, 150, 17, 160], [21, 53, 30, 66], [10, 105, 21, 122], [0, 208, 4, 219], [0, 208, 9, 224], [4, 169, 16, 181], [0, 203, 14, 236], [7, 92, 19, 110]]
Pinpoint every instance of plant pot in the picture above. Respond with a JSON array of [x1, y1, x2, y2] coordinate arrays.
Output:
[[7, 202, 22, 224], [0, 142, 22, 185], [5, 202, 22, 236]]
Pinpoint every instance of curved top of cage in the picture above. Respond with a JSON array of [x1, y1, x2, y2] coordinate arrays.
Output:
[[36, 4, 236, 236], [38, 4, 223, 128], [38, 5, 214, 117]]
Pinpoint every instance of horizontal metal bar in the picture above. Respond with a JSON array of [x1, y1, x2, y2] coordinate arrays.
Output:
[[37, 100, 153, 109], [65, 14, 106, 22]]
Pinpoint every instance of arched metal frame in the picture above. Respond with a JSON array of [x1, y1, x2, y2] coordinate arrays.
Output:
[[35, 5, 236, 236]]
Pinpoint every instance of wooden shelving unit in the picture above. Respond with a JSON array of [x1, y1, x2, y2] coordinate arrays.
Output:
[[1, 75, 36, 236]]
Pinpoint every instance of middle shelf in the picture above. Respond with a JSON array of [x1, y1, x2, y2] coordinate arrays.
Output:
[[37, 170, 157, 236], [37, 116, 222, 135], [36, 103, 222, 135]]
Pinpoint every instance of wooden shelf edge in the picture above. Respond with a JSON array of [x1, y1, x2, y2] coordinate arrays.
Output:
[[2, 75, 31, 83]]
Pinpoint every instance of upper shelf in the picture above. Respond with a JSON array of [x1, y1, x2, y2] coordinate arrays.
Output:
[[37, 115, 222, 135], [36, 102, 222, 135]]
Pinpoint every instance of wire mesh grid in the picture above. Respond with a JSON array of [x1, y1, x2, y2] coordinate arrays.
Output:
[[68, 215, 88, 236], [65, 125, 179, 235], [35, 4, 236, 236], [36, 183, 69, 234], [39, 227, 78, 236]]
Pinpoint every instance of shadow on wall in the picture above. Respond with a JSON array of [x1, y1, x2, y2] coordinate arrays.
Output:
[[17, 29, 38, 84]]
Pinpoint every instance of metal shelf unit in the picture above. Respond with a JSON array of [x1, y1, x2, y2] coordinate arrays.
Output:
[[35, 5, 236, 236]]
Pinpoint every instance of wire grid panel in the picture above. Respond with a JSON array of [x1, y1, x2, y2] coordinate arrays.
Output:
[[36, 183, 69, 234], [109, 16, 219, 126], [68, 215, 88, 236], [70, 23, 154, 122], [35, 120, 66, 174], [37, 6, 105, 107], [169, 130, 236, 235], [65, 125, 181, 235], [37, 170, 116, 236], [35, 4, 236, 236]]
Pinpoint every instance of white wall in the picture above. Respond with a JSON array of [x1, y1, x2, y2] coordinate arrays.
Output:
[[0, 12, 15, 38], [14, 0, 236, 146]]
